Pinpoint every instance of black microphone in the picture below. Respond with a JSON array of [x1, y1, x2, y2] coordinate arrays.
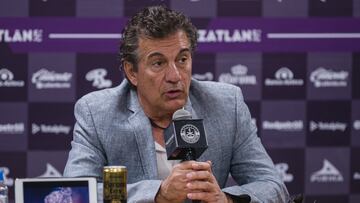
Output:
[[164, 108, 208, 161], [164, 108, 208, 203]]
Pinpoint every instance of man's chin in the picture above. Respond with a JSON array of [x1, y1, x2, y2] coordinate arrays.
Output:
[[164, 100, 186, 113]]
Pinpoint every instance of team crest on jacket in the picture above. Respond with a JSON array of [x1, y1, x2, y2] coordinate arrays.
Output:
[[180, 124, 200, 144]]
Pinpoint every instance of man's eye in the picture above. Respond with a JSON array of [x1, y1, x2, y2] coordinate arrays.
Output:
[[178, 57, 188, 63], [152, 61, 163, 67]]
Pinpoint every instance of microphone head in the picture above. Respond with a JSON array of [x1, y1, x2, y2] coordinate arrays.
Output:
[[172, 108, 192, 120]]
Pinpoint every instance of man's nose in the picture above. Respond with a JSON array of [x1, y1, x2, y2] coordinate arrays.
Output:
[[165, 63, 181, 83]]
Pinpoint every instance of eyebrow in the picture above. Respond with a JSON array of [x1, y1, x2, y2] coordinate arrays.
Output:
[[147, 48, 191, 59]]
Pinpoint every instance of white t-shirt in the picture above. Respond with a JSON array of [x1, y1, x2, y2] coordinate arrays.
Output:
[[154, 142, 180, 180]]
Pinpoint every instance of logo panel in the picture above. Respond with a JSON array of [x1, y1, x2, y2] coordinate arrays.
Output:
[[267, 149, 305, 194], [350, 195, 360, 203], [353, 53, 360, 99], [352, 101, 360, 146], [307, 53, 352, 100], [0, 52, 27, 101], [0, 0, 28, 17], [355, 1, 360, 17], [76, 53, 122, 98], [29, 0, 75, 16], [0, 152, 26, 201], [307, 101, 351, 146], [171, 0, 216, 17], [305, 148, 350, 195], [76, 0, 124, 17], [27, 151, 69, 178], [351, 148, 360, 193], [217, 0, 261, 16], [263, 0, 307, 17], [124, 0, 170, 16], [305, 195, 348, 203], [192, 53, 215, 82], [28, 103, 74, 150], [309, 0, 353, 17], [28, 53, 76, 102], [262, 53, 306, 100], [216, 53, 261, 100], [246, 101, 260, 136], [0, 103, 27, 151], [261, 101, 306, 148]]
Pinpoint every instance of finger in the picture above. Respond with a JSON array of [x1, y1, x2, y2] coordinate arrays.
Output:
[[190, 161, 211, 171], [187, 191, 214, 201], [173, 160, 197, 170], [206, 160, 213, 172], [186, 170, 212, 182], [186, 180, 215, 192]]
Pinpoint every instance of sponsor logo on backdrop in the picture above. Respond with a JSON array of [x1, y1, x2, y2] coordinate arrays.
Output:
[[197, 29, 262, 43], [262, 120, 303, 131], [0, 68, 25, 87], [0, 29, 43, 43], [32, 123, 71, 135], [354, 172, 360, 180], [275, 163, 294, 183], [310, 159, 343, 183], [85, 68, 112, 89], [31, 68, 72, 89], [310, 67, 348, 88], [193, 72, 213, 81], [265, 67, 304, 86], [38, 163, 62, 178], [218, 64, 257, 85], [310, 121, 347, 132], [0, 123, 25, 134], [354, 120, 360, 130], [0, 167, 14, 186]]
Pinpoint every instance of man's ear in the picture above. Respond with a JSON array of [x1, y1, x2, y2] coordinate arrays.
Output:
[[123, 61, 138, 87]]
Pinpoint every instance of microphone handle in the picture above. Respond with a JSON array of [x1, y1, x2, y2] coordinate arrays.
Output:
[[183, 148, 196, 161], [183, 149, 200, 203]]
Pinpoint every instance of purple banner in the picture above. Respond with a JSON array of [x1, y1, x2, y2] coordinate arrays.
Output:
[[1, 18, 360, 52]]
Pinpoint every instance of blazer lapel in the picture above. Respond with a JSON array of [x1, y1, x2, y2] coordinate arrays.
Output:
[[127, 89, 158, 180]]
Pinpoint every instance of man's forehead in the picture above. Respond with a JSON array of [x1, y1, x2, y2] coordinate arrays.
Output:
[[138, 31, 191, 58]]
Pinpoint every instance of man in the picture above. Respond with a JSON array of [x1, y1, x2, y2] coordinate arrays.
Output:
[[64, 5, 289, 203]]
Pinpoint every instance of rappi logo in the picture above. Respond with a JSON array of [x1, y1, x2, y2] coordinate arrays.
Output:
[[85, 68, 112, 89], [275, 163, 294, 183], [0, 29, 43, 43]]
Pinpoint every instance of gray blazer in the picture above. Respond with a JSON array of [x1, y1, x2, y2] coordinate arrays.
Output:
[[64, 79, 289, 203]]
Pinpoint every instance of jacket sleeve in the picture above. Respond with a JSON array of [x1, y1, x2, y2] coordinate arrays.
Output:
[[63, 97, 162, 203], [221, 89, 290, 203]]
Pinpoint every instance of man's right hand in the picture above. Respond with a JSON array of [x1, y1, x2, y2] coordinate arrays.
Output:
[[156, 161, 194, 203]]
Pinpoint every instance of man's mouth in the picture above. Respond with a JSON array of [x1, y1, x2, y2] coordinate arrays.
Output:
[[165, 90, 182, 99]]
